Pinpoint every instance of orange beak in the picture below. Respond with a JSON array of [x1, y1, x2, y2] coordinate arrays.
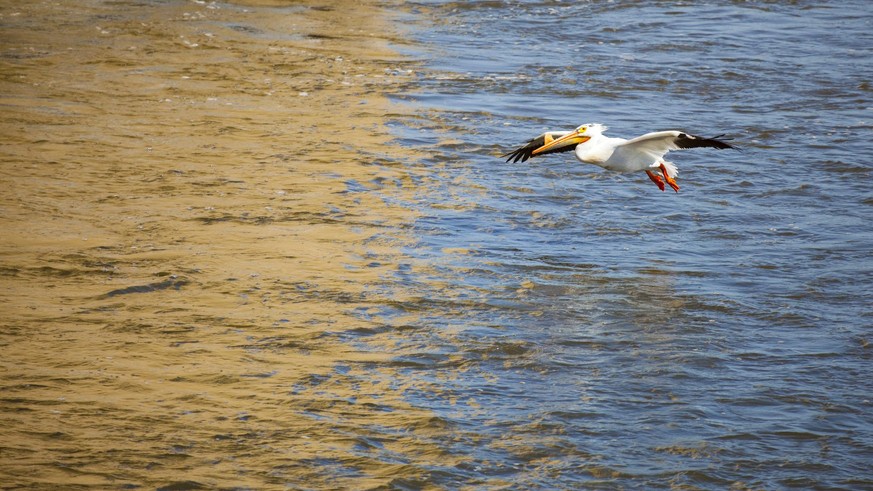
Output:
[[531, 131, 590, 155]]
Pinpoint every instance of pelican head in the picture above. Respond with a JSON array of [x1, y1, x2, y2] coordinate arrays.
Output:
[[532, 122, 606, 156], [579, 123, 607, 135]]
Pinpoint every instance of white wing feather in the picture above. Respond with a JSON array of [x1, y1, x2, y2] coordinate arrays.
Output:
[[615, 131, 683, 162]]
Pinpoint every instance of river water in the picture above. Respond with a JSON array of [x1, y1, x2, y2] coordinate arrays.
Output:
[[1, 0, 871, 489]]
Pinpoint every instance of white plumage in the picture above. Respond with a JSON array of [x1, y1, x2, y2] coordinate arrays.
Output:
[[503, 123, 734, 192]]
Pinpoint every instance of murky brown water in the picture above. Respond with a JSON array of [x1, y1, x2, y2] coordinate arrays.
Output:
[[1, 1, 437, 488], [4, 1, 873, 489]]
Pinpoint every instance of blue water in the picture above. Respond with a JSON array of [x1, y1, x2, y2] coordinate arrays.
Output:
[[2, 1, 871, 489], [379, 1, 873, 488]]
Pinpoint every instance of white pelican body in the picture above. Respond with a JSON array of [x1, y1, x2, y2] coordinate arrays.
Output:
[[503, 123, 734, 192]]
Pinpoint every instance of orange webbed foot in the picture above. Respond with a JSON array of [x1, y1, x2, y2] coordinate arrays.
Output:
[[659, 163, 680, 193], [646, 170, 666, 191]]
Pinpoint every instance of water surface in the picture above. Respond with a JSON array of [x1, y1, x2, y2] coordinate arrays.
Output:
[[1, 0, 872, 489], [386, 1, 873, 488]]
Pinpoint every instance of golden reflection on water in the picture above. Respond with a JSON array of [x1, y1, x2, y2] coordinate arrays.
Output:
[[0, 1, 448, 487]]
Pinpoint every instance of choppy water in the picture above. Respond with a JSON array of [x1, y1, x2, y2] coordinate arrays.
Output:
[[2, 0, 872, 489]]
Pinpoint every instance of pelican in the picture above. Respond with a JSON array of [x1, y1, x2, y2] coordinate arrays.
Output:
[[502, 123, 735, 192]]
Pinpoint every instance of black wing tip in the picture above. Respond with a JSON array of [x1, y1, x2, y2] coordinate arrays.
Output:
[[678, 132, 736, 150], [501, 148, 532, 163]]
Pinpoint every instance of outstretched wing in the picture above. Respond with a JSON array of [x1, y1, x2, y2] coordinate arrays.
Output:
[[615, 130, 734, 164], [674, 132, 734, 150], [501, 131, 574, 163]]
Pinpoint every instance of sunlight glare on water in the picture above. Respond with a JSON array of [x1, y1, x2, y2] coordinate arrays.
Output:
[[1, 0, 872, 489]]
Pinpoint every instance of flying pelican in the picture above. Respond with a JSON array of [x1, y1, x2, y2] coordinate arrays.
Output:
[[502, 123, 734, 192]]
